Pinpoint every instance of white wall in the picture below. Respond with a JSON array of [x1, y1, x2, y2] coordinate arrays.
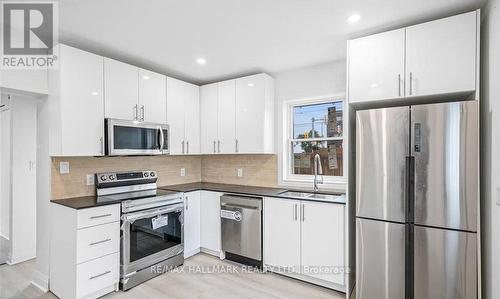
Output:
[[273, 60, 347, 189], [34, 97, 50, 290], [0, 97, 11, 239], [9, 96, 38, 264], [481, 0, 500, 298]]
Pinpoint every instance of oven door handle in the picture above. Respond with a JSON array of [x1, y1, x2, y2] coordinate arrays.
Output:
[[121, 204, 183, 224], [158, 126, 165, 152]]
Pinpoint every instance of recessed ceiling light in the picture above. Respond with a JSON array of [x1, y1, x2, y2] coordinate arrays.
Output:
[[196, 58, 206, 65], [348, 14, 361, 23], [90, 91, 99, 96], [142, 75, 150, 80], [248, 83, 254, 87]]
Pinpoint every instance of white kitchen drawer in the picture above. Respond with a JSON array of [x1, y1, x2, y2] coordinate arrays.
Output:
[[77, 221, 120, 264], [76, 252, 119, 298], [77, 204, 120, 229]]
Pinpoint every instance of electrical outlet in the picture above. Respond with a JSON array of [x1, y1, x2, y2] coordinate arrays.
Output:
[[237, 168, 243, 177], [59, 162, 70, 174], [86, 174, 95, 186], [180, 168, 186, 177]]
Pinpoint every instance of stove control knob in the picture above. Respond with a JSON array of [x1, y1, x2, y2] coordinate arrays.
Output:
[[100, 175, 107, 181], [150, 172, 155, 177], [144, 172, 149, 177], [109, 175, 115, 180]]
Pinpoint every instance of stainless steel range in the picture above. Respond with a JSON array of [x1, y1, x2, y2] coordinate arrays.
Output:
[[96, 170, 184, 291]]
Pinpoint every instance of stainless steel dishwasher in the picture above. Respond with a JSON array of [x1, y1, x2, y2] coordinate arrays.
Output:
[[220, 194, 262, 267]]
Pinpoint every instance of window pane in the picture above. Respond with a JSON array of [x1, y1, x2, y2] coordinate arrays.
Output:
[[292, 140, 343, 176], [293, 102, 343, 139]]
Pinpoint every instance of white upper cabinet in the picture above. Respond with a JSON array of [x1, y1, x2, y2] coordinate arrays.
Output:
[[166, 77, 200, 154], [49, 44, 105, 156], [218, 80, 236, 153], [201, 74, 273, 154], [138, 68, 167, 124], [200, 83, 219, 154], [348, 10, 479, 103], [235, 74, 274, 154], [184, 82, 200, 154], [104, 58, 139, 121], [348, 29, 405, 103], [167, 77, 186, 154], [406, 11, 477, 97]]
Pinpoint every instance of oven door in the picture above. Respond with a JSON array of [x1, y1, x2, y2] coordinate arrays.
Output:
[[121, 203, 183, 275], [106, 118, 169, 156]]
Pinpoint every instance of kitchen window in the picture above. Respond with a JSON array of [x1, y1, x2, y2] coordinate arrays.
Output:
[[282, 96, 345, 185]]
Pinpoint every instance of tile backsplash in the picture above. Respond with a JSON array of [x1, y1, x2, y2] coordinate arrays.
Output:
[[201, 154, 277, 187], [51, 154, 278, 199], [51, 155, 202, 199]]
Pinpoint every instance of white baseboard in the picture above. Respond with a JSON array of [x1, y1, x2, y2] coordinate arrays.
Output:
[[31, 269, 49, 292], [200, 247, 220, 257], [8, 255, 36, 265], [184, 248, 201, 259]]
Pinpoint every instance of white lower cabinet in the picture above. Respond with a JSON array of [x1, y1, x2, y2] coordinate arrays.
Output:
[[50, 203, 120, 299], [200, 191, 222, 254], [264, 197, 345, 291], [184, 191, 201, 258]]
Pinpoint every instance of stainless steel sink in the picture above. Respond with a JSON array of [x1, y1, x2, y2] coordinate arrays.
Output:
[[278, 191, 344, 203], [278, 191, 313, 199]]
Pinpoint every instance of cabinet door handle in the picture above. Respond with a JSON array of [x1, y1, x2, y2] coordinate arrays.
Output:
[[89, 238, 111, 246], [182, 140, 185, 154], [141, 105, 145, 121], [100, 137, 104, 155], [89, 270, 111, 280], [186, 196, 189, 210], [235, 139, 239, 153], [90, 213, 112, 220], [133, 105, 138, 120], [186, 141, 190, 154], [398, 74, 401, 97], [294, 204, 298, 221], [218, 140, 221, 153], [301, 204, 305, 222], [213, 140, 216, 153], [409, 72, 413, 96]]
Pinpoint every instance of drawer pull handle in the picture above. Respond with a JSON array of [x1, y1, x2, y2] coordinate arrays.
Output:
[[89, 270, 111, 280], [90, 213, 112, 220], [89, 238, 112, 246]]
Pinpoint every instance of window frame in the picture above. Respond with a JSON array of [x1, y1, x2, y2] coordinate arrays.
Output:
[[281, 94, 347, 187]]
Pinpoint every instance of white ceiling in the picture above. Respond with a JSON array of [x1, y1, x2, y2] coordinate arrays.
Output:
[[59, 0, 485, 85]]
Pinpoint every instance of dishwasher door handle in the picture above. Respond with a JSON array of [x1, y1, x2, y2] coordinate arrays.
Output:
[[221, 203, 259, 210]]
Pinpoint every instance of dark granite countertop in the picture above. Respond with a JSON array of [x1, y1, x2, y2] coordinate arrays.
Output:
[[51, 182, 346, 209], [159, 182, 346, 204], [51, 189, 181, 209]]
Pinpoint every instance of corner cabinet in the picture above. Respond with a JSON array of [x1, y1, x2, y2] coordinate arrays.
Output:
[[48, 44, 105, 156], [166, 77, 200, 155], [200, 73, 274, 154], [348, 10, 479, 104], [264, 197, 346, 291]]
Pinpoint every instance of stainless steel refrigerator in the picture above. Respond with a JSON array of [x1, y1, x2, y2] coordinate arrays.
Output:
[[355, 101, 478, 299]]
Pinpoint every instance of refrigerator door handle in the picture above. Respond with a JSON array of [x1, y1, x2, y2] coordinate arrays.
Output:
[[405, 156, 415, 224], [405, 224, 414, 299]]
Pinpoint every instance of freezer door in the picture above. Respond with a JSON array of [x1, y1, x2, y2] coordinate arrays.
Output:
[[414, 225, 477, 299], [356, 107, 409, 222], [411, 101, 478, 231], [356, 218, 406, 299]]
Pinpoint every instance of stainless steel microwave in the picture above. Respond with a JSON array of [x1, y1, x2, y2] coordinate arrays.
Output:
[[105, 118, 169, 156]]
